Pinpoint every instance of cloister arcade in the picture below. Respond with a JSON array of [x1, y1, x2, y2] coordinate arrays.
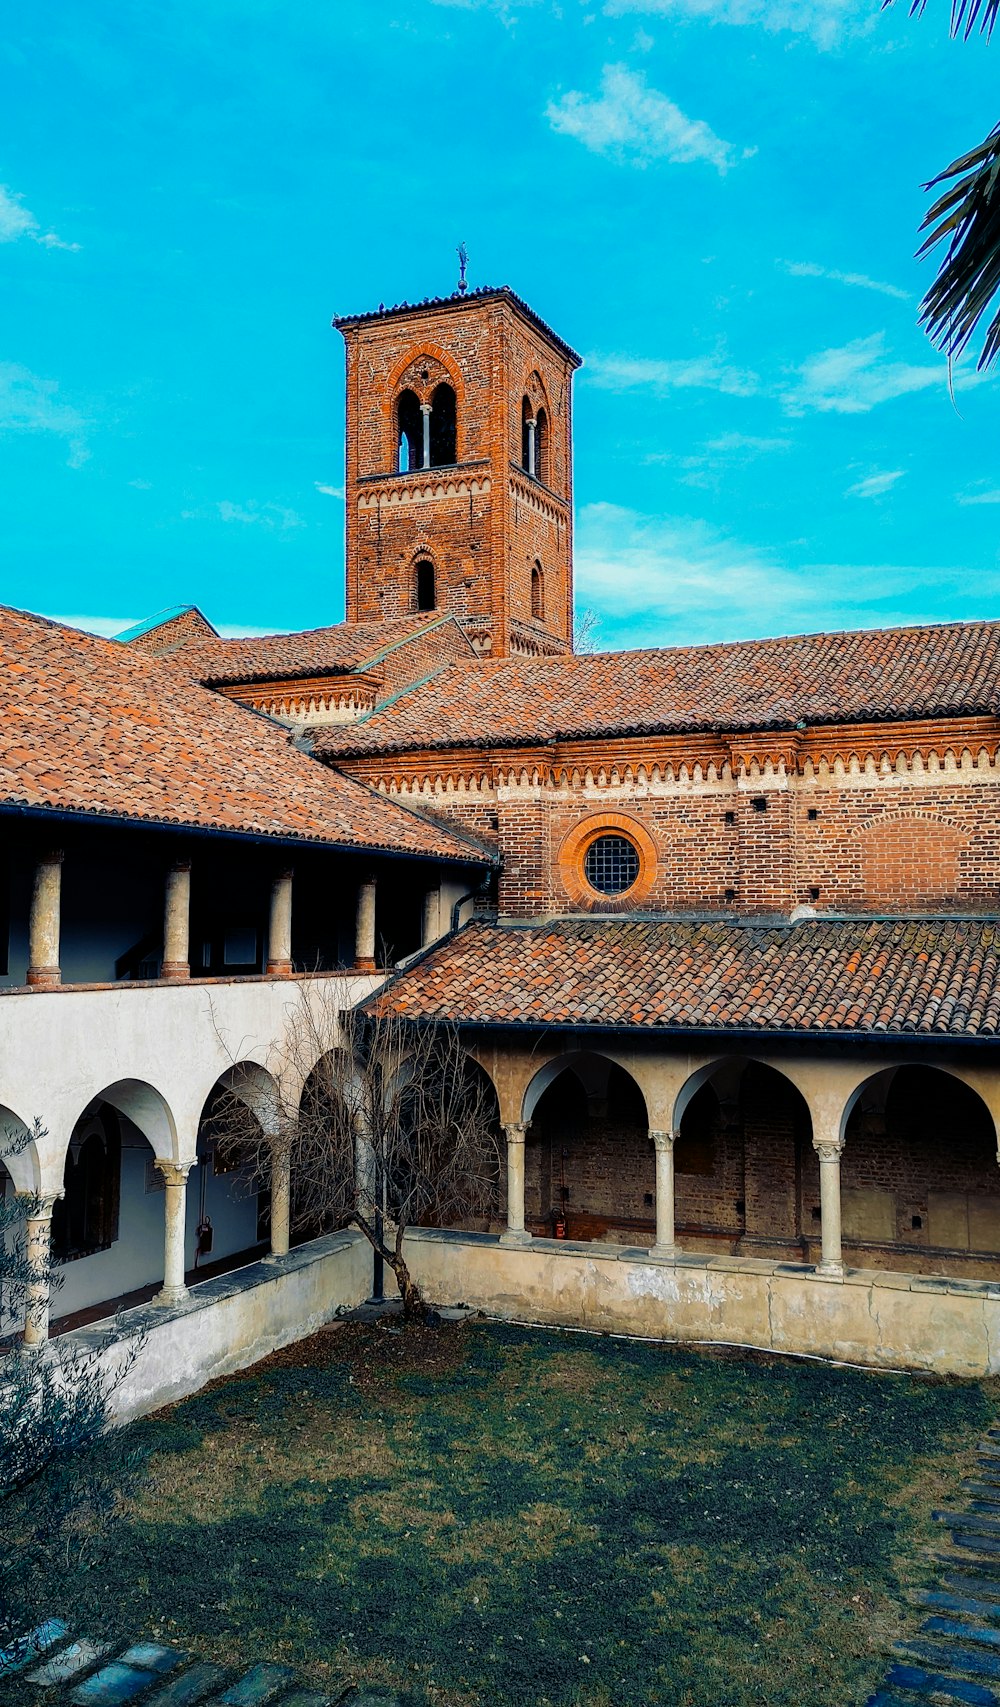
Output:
[[0, 972, 378, 1348], [467, 1037, 1000, 1283], [8, 984, 1000, 1362]]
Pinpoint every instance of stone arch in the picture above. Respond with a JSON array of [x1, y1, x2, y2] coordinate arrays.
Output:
[[91, 1078, 177, 1163], [0, 1102, 39, 1193], [836, 1062, 1000, 1269], [671, 1056, 813, 1258], [522, 1049, 650, 1242]]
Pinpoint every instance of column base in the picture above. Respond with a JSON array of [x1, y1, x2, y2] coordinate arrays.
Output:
[[354, 957, 377, 974], [649, 1243, 677, 1262], [499, 1229, 533, 1247], [153, 1284, 189, 1307], [266, 960, 293, 977], [26, 966, 60, 988], [815, 1260, 844, 1281], [264, 1247, 290, 1263], [160, 962, 190, 981]]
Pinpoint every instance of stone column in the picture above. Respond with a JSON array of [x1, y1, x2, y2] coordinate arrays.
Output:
[[650, 1130, 677, 1259], [420, 401, 432, 469], [269, 1147, 291, 1259], [162, 860, 191, 981], [526, 417, 536, 480], [355, 876, 377, 973], [21, 1193, 57, 1347], [421, 886, 442, 948], [154, 1161, 194, 1305], [499, 1122, 532, 1246], [27, 851, 63, 988], [814, 1137, 845, 1277], [266, 869, 294, 976]]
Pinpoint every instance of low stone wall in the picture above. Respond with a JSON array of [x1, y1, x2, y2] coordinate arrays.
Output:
[[53, 1230, 374, 1423], [402, 1229, 1000, 1377]]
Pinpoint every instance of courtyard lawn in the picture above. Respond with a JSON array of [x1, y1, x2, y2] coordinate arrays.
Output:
[[3, 1322, 996, 1707]]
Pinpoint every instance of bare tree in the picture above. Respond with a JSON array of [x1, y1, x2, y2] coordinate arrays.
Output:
[[574, 606, 602, 654], [216, 993, 502, 1320]]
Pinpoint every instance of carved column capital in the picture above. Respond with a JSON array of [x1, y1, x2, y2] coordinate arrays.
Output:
[[813, 1138, 845, 1164], [504, 1122, 529, 1145], [649, 1129, 676, 1154], [17, 1190, 59, 1223], [154, 1159, 195, 1189]]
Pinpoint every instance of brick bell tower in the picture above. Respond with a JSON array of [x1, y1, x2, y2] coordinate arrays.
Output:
[[334, 285, 581, 658]]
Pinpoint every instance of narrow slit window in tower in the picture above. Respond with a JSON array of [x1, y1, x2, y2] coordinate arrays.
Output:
[[415, 559, 436, 612], [535, 406, 548, 486], [531, 561, 544, 621], [521, 396, 534, 475]]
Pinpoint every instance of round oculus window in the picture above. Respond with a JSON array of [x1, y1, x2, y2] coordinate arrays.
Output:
[[584, 833, 640, 896]]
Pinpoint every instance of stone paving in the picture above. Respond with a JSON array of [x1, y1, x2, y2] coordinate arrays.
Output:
[[0, 1624, 402, 1707], [863, 1424, 1000, 1706]]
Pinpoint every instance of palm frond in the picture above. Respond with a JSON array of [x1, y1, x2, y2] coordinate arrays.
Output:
[[882, 0, 999, 39], [917, 121, 1000, 369]]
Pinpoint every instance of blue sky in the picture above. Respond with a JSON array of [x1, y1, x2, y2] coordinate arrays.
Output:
[[2, 0, 997, 651]]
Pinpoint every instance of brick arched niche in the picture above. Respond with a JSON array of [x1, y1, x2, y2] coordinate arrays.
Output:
[[851, 813, 967, 909], [557, 812, 658, 912]]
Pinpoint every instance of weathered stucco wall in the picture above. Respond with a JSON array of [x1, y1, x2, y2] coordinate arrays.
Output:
[[49, 1229, 373, 1424], [402, 1228, 1000, 1377]]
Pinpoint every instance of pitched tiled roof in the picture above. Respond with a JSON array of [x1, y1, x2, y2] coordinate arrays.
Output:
[[124, 614, 454, 686], [332, 285, 582, 367], [0, 606, 489, 862], [375, 915, 1000, 1037], [317, 618, 1000, 759]]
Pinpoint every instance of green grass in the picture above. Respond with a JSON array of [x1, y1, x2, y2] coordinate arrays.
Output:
[[2, 1321, 996, 1707]]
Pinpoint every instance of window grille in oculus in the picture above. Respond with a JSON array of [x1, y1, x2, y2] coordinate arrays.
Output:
[[584, 833, 640, 896]]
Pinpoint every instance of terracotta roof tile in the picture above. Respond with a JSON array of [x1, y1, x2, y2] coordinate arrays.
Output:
[[0, 606, 487, 862], [317, 617, 1000, 758], [374, 915, 1000, 1037], [136, 615, 455, 686]]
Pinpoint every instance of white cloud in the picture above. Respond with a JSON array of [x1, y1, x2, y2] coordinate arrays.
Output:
[[782, 333, 976, 415], [779, 260, 909, 302], [574, 501, 994, 650], [957, 487, 1000, 506], [0, 183, 79, 251], [586, 351, 759, 396], [314, 481, 344, 498], [846, 469, 905, 499], [47, 614, 142, 638], [546, 65, 746, 172], [0, 362, 88, 465], [215, 500, 304, 529], [704, 431, 791, 453], [603, 0, 869, 49]]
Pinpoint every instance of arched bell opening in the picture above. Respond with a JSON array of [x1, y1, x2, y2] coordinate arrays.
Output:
[[397, 389, 422, 473]]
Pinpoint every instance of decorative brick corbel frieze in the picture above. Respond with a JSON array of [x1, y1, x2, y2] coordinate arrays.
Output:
[[728, 732, 802, 783]]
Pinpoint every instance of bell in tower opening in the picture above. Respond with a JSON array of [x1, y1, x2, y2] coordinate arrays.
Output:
[[334, 285, 581, 659]]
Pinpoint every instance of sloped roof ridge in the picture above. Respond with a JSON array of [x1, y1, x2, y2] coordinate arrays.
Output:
[[332, 285, 582, 366]]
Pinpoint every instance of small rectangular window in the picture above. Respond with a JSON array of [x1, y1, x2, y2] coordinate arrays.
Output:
[[224, 927, 257, 966]]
